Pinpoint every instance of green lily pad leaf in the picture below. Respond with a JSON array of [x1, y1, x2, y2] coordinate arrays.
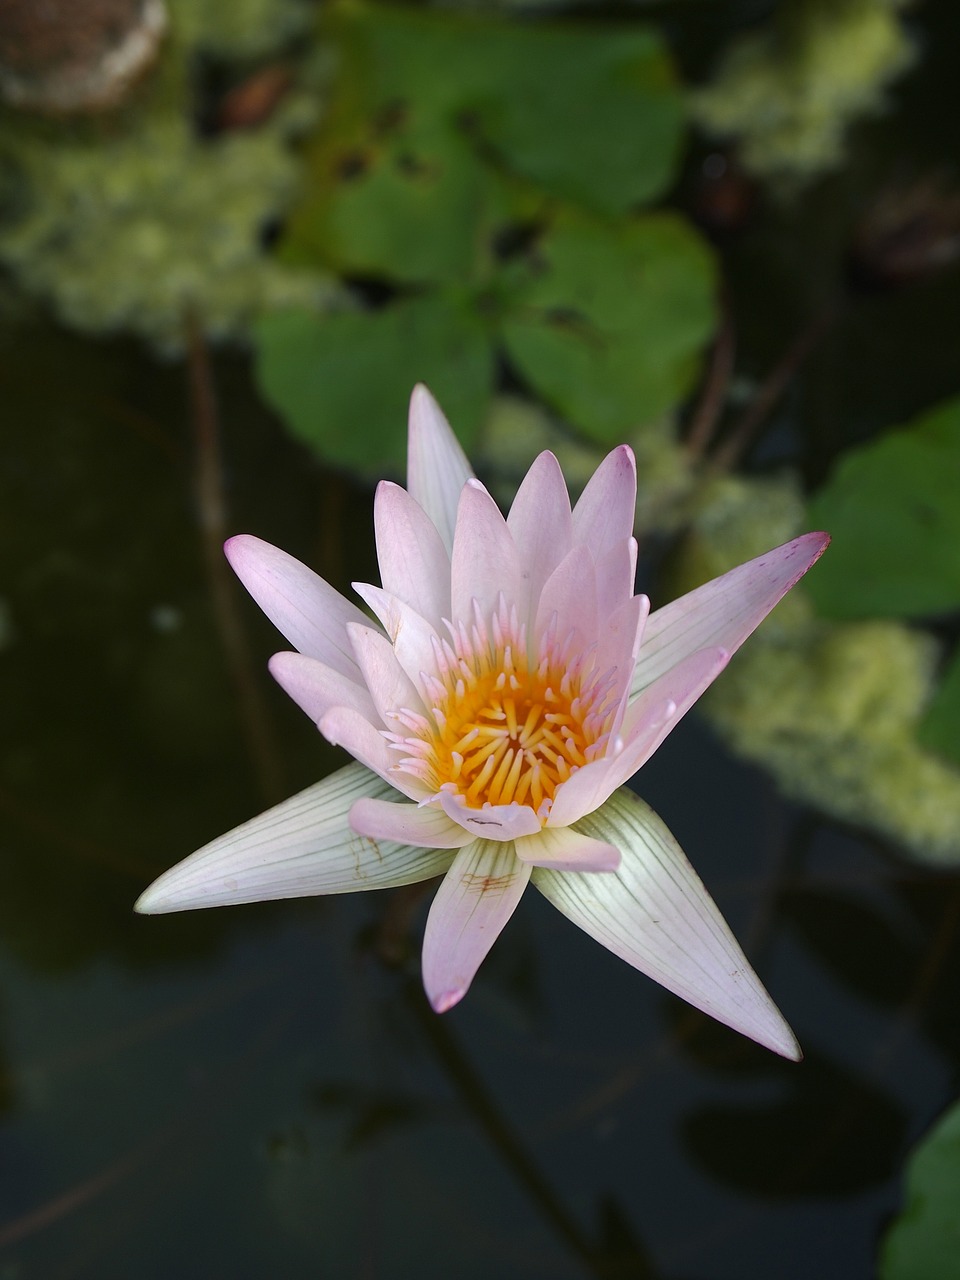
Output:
[[254, 293, 494, 475], [464, 22, 683, 215], [283, 7, 685, 284], [918, 646, 960, 768], [286, 103, 500, 287], [807, 397, 960, 620], [500, 209, 717, 444], [880, 1098, 960, 1280]]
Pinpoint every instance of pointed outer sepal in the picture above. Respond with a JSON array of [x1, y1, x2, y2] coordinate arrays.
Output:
[[533, 544, 597, 658], [346, 622, 425, 727], [349, 797, 468, 849], [351, 582, 441, 699], [268, 651, 378, 727], [532, 787, 801, 1060], [225, 535, 372, 680], [135, 763, 453, 914], [514, 826, 620, 872], [632, 533, 831, 701], [406, 384, 475, 557], [546, 646, 729, 829], [451, 479, 523, 623], [422, 838, 532, 1012], [438, 790, 543, 841], [374, 480, 451, 629], [571, 445, 637, 559], [319, 706, 428, 801], [505, 451, 573, 628]]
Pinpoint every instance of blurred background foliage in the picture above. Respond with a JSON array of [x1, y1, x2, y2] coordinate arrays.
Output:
[[2, 0, 960, 1276]]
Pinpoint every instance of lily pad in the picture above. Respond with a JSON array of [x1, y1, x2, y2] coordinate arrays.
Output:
[[806, 397, 960, 620], [881, 1098, 960, 1280], [254, 293, 494, 475], [500, 209, 717, 444], [283, 6, 685, 284]]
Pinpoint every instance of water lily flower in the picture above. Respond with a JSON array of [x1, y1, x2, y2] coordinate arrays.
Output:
[[137, 386, 829, 1059]]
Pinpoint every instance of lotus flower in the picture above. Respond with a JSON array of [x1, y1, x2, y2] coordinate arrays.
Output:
[[137, 386, 829, 1058]]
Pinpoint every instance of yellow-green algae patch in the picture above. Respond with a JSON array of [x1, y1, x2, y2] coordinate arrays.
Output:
[[691, 0, 916, 186], [0, 0, 339, 351], [663, 473, 960, 865]]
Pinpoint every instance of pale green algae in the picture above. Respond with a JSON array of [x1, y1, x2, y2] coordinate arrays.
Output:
[[691, 0, 916, 186], [662, 473, 960, 865], [0, 0, 338, 351]]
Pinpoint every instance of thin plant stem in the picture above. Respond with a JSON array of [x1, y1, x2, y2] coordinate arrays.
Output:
[[184, 309, 286, 805]]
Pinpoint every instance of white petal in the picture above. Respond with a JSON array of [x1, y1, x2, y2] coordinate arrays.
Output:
[[506, 450, 573, 626], [268, 651, 378, 726], [633, 533, 831, 699], [374, 480, 451, 628], [135, 763, 452, 913], [350, 797, 467, 848], [406, 384, 474, 556], [515, 826, 620, 872], [571, 445, 637, 557], [225, 535, 371, 679], [451, 479, 522, 623], [533, 787, 800, 1059], [422, 839, 531, 1012]]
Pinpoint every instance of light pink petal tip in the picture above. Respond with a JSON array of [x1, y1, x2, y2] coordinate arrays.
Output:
[[422, 840, 531, 1012], [633, 532, 830, 700], [406, 385, 474, 556], [515, 827, 620, 872], [533, 787, 801, 1060], [451, 479, 522, 621], [350, 797, 467, 849], [224, 535, 371, 679], [572, 445, 637, 557], [374, 480, 451, 628], [135, 764, 452, 913], [438, 790, 543, 842]]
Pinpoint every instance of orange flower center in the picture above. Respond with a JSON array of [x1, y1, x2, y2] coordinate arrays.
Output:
[[386, 604, 617, 820]]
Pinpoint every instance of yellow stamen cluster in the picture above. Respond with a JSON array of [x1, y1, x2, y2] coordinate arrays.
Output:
[[387, 602, 617, 821]]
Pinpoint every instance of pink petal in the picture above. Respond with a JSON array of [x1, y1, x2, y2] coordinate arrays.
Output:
[[319, 706, 427, 801], [595, 537, 639, 621], [594, 593, 649, 730], [571, 445, 637, 558], [422, 839, 531, 1012], [135, 763, 453, 913], [532, 786, 801, 1059], [350, 797, 468, 848], [533, 544, 597, 656], [546, 647, 729, 828], [347, 622, 425, 726], [374, 480, 451, 628], [514, 827, 620, 871], [633, 532, 831, 700], [506, 451, 573, 625], [351, 582, 441, 699], [225, 534, 371, 679], [406, 384, 474, 556], [268, 651, 378, 726], [438, 790, 543, 841], [451, 480, 522, 623]]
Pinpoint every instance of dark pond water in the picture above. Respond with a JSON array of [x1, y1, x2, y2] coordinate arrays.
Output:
[[2, 2, 960, 1277]]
